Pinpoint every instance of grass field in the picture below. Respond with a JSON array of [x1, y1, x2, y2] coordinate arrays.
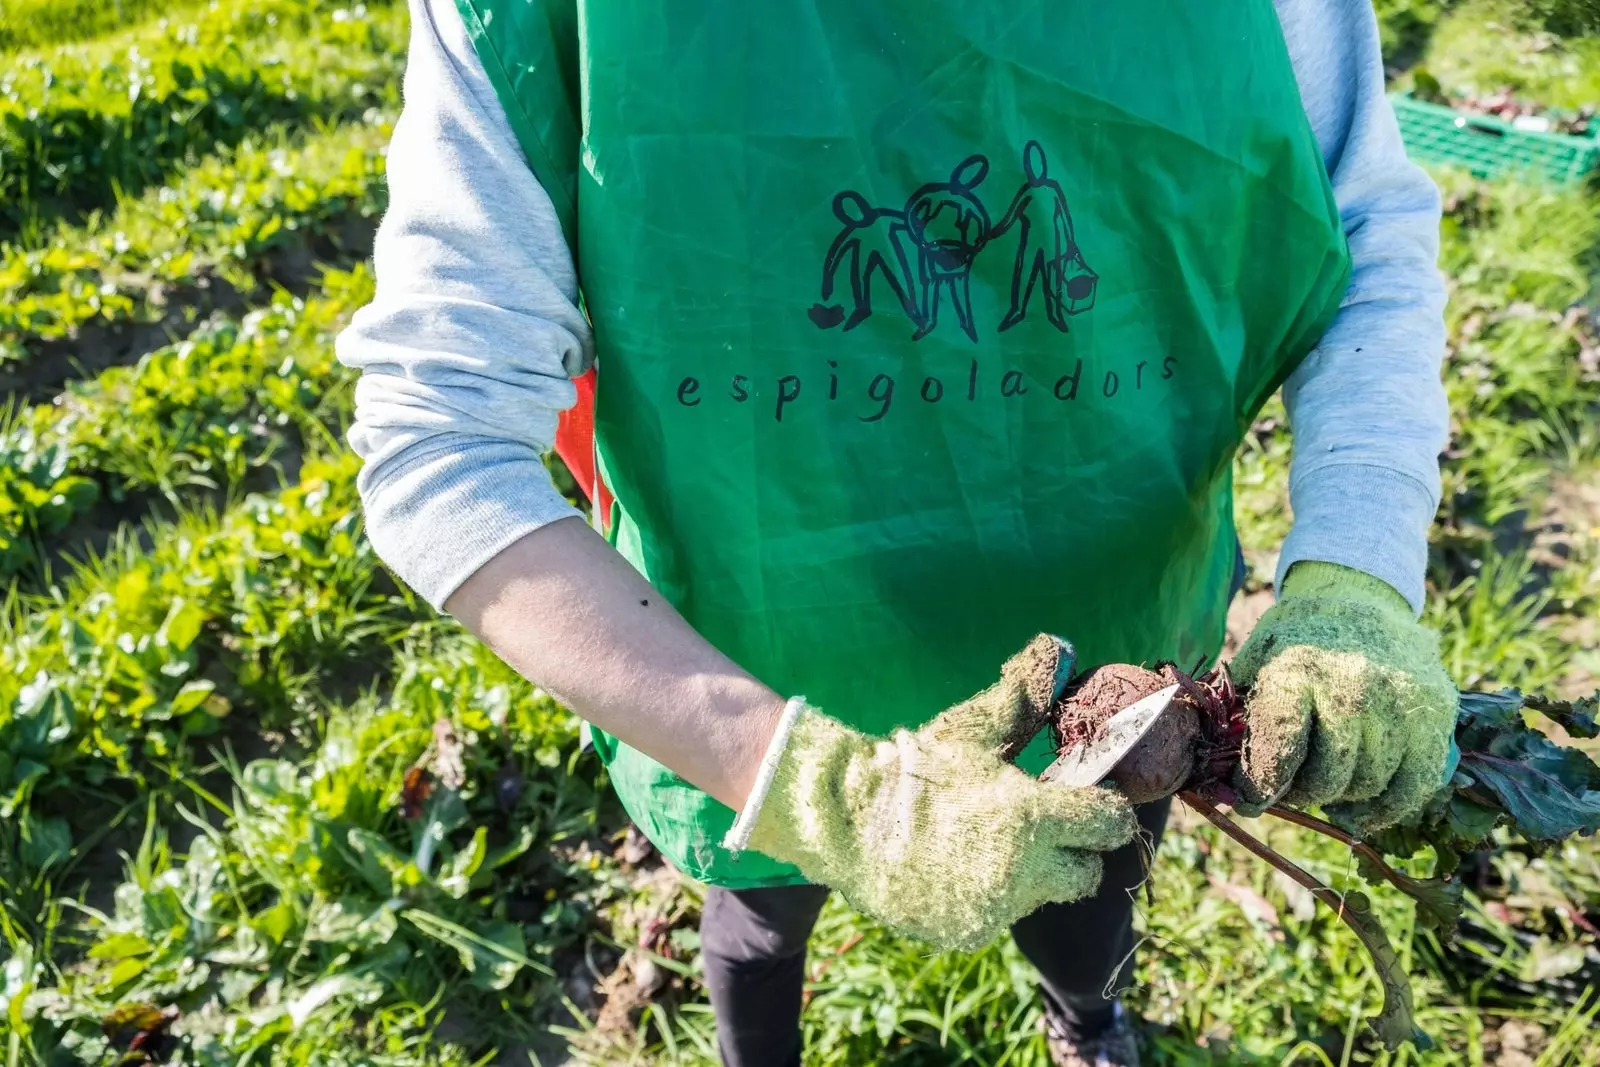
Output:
[[0, 1, 1597, 1064]]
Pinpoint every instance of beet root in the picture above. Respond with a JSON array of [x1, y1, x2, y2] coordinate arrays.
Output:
[[1055, 664, 1169, 750], [1109, 698, 1199, 803], [1050, 662, 1242, 803], [1062, 664, 1170, 723]]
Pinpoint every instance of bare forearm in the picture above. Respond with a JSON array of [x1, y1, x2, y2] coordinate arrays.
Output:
[[444, 516, 785, 809]]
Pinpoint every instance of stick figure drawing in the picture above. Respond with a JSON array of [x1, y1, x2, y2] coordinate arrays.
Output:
[[993, 141, 1098, 333], [808, 191, 922, 333], [807, 141, 1095, 343], [903, 154, 992, 342]]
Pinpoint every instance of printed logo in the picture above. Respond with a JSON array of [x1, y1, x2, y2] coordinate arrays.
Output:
[[808, 140, 1097, 342]]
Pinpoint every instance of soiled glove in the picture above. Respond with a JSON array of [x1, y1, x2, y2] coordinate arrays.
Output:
[[726, 635, 1137, 952], [1232, 562, 1458, 831]]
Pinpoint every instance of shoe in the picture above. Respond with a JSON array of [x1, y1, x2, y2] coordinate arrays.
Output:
[[1042, 1000, 1140, 1067]]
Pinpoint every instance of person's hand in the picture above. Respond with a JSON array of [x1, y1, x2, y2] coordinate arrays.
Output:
[[1231, 562, 1458, 831], [725, 635, 1137, 952]]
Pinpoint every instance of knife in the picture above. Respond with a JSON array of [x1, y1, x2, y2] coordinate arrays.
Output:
[[1039, 683, 1181, 788]]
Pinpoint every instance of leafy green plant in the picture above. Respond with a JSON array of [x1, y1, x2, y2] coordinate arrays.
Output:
[[0, 425, 99, 582], [0, 0, 403, 240], [0, 117, 392, 361], [1415, 0, 1600, 106], [6, 632, 616, 1065], [0, 451, 420, 854], [0, 0, 210, 54], [1374, 0, 1457, 63], [0, 266, 372, 582]]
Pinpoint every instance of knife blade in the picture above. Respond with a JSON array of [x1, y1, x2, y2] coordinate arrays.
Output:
[[1039, 683, 1181, 788]]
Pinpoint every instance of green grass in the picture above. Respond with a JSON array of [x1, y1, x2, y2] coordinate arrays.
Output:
[[561, 815, 1600, 1066], [3, 629, 613, 1066], [0, 0, 210, 54], [1379, 0, 1600, 89], [0, 265, 373, 584], [1415, 0, 1600, 104], [0, 0, 403, 242], [0, 116, 393, 362]]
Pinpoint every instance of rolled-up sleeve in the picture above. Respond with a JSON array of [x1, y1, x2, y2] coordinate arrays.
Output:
[[336, 0, 592, 610], [1274, 0, 1451, 614]]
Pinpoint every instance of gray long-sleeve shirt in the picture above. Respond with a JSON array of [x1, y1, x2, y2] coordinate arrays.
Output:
[[338, 0, 1450, 616]]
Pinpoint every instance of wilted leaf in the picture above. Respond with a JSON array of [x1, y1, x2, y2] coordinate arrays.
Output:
[[1533, 690, 1599, 740], [1355, 854, 1465, 936], [101, 1001, 179, 1059], [1207, 876, 1280, 928], [1520, 936, 1588, 983], [398, 766, 432, 820], [432, 719, 466, 791]]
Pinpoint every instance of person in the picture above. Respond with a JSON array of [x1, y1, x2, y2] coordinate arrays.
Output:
[[810, 190, 923, 334], [336, 1, 1458, 1064], [994, 140, 1097, 332]]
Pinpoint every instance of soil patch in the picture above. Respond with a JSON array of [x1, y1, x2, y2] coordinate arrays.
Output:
[[1, 219, 377, 404]]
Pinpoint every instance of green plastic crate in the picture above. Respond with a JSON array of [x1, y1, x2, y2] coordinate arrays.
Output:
[[1390, 92, 1600, 185]]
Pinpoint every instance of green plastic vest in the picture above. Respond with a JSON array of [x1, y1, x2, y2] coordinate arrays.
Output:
[[455, 0, 1352, 888]]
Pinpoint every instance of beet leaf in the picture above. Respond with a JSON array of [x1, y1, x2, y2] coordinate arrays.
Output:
[[1454, 689, 1600, 842]]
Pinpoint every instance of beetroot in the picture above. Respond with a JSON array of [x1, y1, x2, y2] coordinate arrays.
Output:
[[1027, 661, 1599, 1051], [1052, 663, 1244, 803], [1033, 660, 1415, 1050], [1109, 699, 1198, 803]]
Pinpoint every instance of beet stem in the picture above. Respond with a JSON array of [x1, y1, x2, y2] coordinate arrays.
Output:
[[1179, 790, 1421, 1051], [1264, 805, 1447, 900]]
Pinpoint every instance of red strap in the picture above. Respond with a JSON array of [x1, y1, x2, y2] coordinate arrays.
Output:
[[555, 368, 614, 526]]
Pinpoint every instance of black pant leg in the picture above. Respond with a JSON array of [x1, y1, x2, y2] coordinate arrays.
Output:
[[1010, 797, 1171, 1038], [699, 883, 830, 1067]]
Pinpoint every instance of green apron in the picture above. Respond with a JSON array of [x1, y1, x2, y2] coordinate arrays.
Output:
[[456, 0, 1352, 887]]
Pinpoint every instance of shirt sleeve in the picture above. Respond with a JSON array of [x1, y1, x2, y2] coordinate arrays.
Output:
[[1273, 0, 1451, 615], [335, 0, 590, 611]]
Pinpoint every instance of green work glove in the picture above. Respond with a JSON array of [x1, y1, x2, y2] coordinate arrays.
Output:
[[724, 635, 1137, 952], [1231, 561, 1458, 831]]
